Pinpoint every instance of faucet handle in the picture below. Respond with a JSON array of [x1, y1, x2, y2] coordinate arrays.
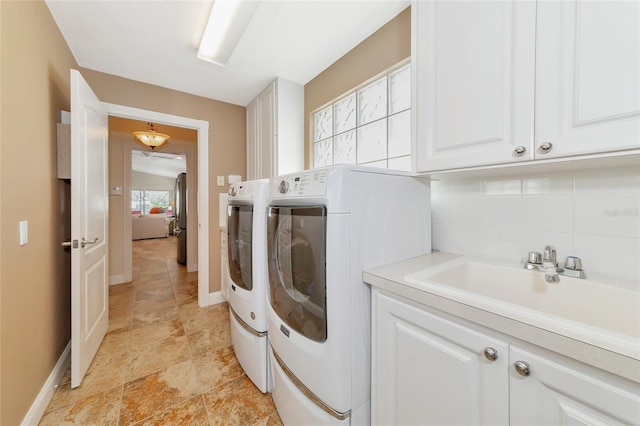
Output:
[[564, 256, 583, 271], [543, 245, 556, 263], [527, 251, 542, 264]]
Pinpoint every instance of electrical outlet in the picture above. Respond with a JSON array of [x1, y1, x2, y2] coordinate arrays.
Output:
[[217, 176, 225, 186]]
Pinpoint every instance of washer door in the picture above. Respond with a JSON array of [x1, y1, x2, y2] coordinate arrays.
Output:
[[227, 203, 254, 291], [267, 206, 327, 342]]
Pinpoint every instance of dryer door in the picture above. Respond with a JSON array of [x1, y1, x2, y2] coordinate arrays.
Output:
[[227, 203, 254, 291], [267, 205, 327, 342]]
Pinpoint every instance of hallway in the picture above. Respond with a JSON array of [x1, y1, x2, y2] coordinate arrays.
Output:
[[40, 236, 282, 425]]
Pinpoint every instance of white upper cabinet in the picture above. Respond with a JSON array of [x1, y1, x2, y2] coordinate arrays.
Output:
[[413, 1, 537, 172], [413, 0, 640, 174], [246, 78, 303, 180], [535, 1, 640, 159]]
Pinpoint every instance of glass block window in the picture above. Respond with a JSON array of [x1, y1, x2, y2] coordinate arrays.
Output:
[[312, 62, 411, 172]]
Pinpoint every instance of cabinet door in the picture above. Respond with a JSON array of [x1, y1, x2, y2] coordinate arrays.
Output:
[[510, 345, 640, 425], [413, 0, 536, 173], [258, 82, 276, 179], [372, 290, 509, 425], [535, 1, 640, 158], [246, 98, 259, 181]]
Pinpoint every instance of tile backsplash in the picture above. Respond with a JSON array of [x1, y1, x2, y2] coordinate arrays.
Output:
[[431, 166, 640, 291]]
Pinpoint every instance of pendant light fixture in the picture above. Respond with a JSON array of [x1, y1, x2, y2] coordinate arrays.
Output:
[[133, 122, 170, 150]]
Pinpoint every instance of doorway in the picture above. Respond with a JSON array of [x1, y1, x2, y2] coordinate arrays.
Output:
[[130, 148, 187, 261], [105, 104, 211, 307]]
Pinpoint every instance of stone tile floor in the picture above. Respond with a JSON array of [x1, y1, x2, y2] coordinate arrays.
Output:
[[40, 236, 282, 425]]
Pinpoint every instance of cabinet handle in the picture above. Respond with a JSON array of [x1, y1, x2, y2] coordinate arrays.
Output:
[[513, 146, 526, 157], [538, 142, 553, 154], [483, 347, 498, 361], [514, 361, 531, 377]]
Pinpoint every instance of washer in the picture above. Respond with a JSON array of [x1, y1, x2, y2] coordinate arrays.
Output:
[[266, 165, 431, 424], [226, 179, 271, 393]]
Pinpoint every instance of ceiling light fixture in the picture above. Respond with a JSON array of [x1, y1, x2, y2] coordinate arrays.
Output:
[[197, 0, 259, 67], [133, 122, 170, 151]]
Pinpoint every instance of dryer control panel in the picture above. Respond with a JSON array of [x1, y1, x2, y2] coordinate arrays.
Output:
[[272, 170, 328, 197]]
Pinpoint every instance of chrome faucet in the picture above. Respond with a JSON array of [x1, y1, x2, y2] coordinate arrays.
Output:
[[524, 245, 586, 280], [542, 245, 558, 268], [541, 245, 560, 282]]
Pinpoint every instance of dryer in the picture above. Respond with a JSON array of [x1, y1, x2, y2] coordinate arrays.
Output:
[[266, 165, 431, 424], [226, 179, 271, 393]]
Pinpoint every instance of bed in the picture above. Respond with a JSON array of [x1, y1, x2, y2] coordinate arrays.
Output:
[[132, 213, 169, 240]]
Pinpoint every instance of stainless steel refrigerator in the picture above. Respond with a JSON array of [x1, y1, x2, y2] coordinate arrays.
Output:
[[174, 173, 187, 265]]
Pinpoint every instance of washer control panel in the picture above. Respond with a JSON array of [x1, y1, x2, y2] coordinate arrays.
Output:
[[272, 170, 328, 197], [228, 182, 254, 200]]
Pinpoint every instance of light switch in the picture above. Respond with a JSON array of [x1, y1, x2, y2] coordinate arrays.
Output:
[[110, 186, 123, 196], [19, 221, 28, 246], [217, 176, 225, 186]]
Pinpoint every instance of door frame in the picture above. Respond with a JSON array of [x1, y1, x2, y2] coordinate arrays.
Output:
[[105, 102, 211, 307]]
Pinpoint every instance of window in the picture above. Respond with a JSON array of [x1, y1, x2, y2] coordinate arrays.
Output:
[[313, 62, 411, 171], [131, 190, 171, 214]]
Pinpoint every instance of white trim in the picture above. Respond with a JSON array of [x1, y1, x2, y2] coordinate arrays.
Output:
[[197, 122, 209, 306], [209, 291, 226, 305], [109, 275, 127, 285], [22, 342, 71, 426], [103, 103, 211, 307]]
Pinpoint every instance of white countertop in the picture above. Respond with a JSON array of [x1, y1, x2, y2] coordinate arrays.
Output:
[[364, 252, 640, 383]]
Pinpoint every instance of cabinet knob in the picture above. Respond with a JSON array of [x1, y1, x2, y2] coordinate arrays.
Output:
[[513, 146, 526, 157], [514, 361, 531, 377], [538, 142, 553, 154], [483, 347, 498, 361]]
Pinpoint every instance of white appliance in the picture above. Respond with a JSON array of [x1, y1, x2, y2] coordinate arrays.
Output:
[[226, 179, 271, 393], [266, 165, 431, 424], [219, 192, 229, 302]]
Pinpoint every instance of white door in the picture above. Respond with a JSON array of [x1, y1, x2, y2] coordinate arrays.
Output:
[[258, 82, 275, 179], [413, 0, 537, 173], [509, 345, 640, 425], [372, 290, 509, 425], [535, 1, 640, 159], [69, 69, 109, 388]]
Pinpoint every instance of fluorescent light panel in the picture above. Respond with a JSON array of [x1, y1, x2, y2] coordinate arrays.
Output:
[[198, 0, 259, 67]]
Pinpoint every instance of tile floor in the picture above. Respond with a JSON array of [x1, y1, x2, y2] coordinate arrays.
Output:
[[40, 236, 282, 425]]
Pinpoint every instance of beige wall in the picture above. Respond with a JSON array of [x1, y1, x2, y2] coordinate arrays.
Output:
[[304, 6, 411, 168], [0, 1, 78, 424], [80, 69, 246, 293], [131, 172, 177, 191]]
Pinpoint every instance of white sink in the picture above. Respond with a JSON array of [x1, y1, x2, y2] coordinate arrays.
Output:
[[405, 259, 640, 360]]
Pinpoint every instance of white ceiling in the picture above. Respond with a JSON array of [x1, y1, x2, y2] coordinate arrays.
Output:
[[132, 150, 187, 179], [45, 0, 410, 107]]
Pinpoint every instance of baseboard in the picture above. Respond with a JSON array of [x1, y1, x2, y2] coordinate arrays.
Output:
[[208, 291, 226, 306], [109, 274, 127, 285], [21, 341, 70, 426]]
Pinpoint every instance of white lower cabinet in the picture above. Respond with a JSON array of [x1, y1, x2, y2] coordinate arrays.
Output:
[[372, 289, 640, 425], [509, 346, 640, 425], [372, 290, 509, 425]]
